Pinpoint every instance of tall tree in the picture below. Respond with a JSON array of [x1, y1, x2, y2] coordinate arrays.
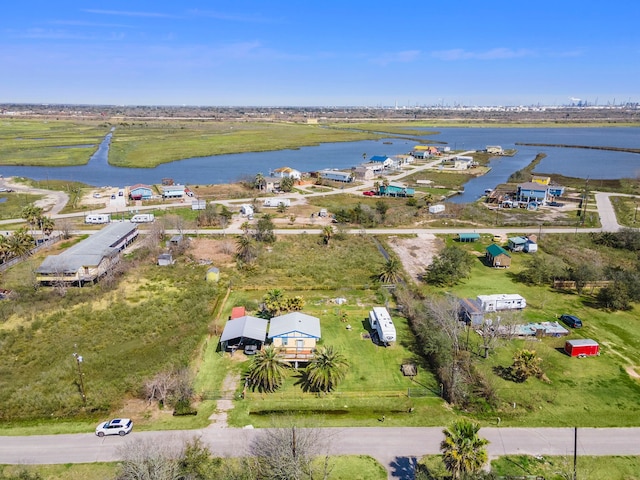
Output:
[[254, 172, 265, 191], [440, 419, 489, 479], [246, 346, 289, 393], [21, 205, 43, 231], [236, 234, 257, 266], [303, 346, 349, 393], [255, 214, 276, 243], [424, 245, 474, 286]]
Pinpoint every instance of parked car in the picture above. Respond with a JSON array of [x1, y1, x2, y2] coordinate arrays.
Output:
[[110, 194, 116, 199], [560, 314, 583, 328], [95, 418, 133, 437], [244, 345, 258, 355], [362, 191, 376, 196]]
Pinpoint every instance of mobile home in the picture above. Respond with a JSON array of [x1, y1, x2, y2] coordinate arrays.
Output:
[[368, 307, 397, 344]]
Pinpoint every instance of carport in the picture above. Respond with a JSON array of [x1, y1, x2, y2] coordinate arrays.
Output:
[[219, 315, 268, 352]]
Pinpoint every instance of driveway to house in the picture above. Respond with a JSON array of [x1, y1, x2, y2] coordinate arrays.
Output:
[[1, 426, 640, 479]]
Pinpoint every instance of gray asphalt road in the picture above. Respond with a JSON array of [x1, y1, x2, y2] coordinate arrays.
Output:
[[2, 426, 640, 467]]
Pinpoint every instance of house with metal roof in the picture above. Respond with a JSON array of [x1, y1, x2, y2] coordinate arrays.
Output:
[[129, 184, 153, 200], [268, 312, 321, 363], [369, 155, 394, 168], [485, 244, 511, 268], [318, 169, 353, 183], [162, 184, 185, 198], [36, 223, 138, 286], [458, 233, 480, 242], [220, 315, 268, 351], [378, 182, 415, 197]]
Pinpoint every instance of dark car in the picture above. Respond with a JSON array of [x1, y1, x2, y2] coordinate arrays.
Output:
[[560, 314, 583, 328]]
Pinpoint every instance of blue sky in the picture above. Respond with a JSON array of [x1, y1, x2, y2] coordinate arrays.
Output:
[[2, 1, 639, 107]]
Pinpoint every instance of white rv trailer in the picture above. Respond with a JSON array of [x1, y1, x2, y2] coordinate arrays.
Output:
[[85, 214, 111, 224], [368, 307, 397, 344], [263, 198, 291, 208], [476, 294, 526, 312], [130, 213, 155, 223]]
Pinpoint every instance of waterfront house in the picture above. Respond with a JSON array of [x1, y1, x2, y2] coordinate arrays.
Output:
[[318, 169, 353, 183], [129, 184, 153, 200], [272, 166, 302, 180], [369, 155, 394, 169], [162, 184, 185, 199], [378, 182, 415, 197]]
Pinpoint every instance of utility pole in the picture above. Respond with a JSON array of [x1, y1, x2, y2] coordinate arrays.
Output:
[[72, 352, 87, 407], [573, 427, 578, 480]]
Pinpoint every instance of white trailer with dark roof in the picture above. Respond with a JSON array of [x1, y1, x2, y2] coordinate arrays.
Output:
[[369, 307, 397, 344]]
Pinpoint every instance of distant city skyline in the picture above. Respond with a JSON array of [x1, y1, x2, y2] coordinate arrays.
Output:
[[2, 1, 639, 107]]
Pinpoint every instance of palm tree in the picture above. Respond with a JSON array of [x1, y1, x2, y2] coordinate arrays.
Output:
[[0, 235, 9, 264], [7, 228, 34, 259], [321, 225, 334, 246], [39, 216, 55, 237], [304, 346, 349, 393], [246, 346, 289, 393], [254, 173, 265, 191], [263, 289, 285, 316], [21, 205, 43, 230], [236, 234, 257, 265], [440, 419, 489, 479], [378, 258, 402, 284]]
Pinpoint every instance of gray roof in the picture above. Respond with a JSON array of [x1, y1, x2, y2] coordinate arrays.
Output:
[[220, 315, 268, 343], [37, 223, 138, 274], [268, 312, 321, 339]]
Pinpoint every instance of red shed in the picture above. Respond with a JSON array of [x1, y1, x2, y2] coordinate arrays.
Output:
[[565, 339, 600, 357], [230, 306, 246, 320]]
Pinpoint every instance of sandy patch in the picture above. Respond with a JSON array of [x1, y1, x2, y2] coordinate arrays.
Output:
[[190, 238, 235, 266], [387, 233, 443, 283]]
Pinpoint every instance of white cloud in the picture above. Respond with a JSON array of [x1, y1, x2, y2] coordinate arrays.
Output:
[[82, 9, 178, 19], [432, 48, 535, 61], [187, 9, 278, 23], [371, 50, 421, 66]]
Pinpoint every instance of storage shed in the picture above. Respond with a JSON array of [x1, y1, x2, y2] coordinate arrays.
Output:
[[485, 244, 511, 268], [565, 339, 600, 357], [205, 266, 220, 282]]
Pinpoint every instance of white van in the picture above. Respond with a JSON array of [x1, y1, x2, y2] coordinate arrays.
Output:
[[130, 213, 155, 223]]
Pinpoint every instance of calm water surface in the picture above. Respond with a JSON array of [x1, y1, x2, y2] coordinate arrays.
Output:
[[0, 127, 637, 203]]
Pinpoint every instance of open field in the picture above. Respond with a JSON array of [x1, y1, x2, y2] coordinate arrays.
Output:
[[0, 455, 387, 480], [418, 454, 640, 480], [2, 228, 640, 432], [0, 119, 108, 166]]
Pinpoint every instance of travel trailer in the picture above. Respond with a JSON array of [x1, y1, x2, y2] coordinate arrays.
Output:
[[85, 214, 111, 224], [130, 213, 155, 223], [368, 307, 397, 344]]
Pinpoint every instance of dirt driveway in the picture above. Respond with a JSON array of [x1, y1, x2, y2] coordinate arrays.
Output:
[[0, 176, 69, 215], [386, 234, 443, 284]]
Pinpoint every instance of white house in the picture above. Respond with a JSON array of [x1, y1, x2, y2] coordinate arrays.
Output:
[[271, 166, 302, 180]]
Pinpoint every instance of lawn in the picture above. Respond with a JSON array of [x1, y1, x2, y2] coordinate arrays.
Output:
[[440, 233, 640, 427]]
